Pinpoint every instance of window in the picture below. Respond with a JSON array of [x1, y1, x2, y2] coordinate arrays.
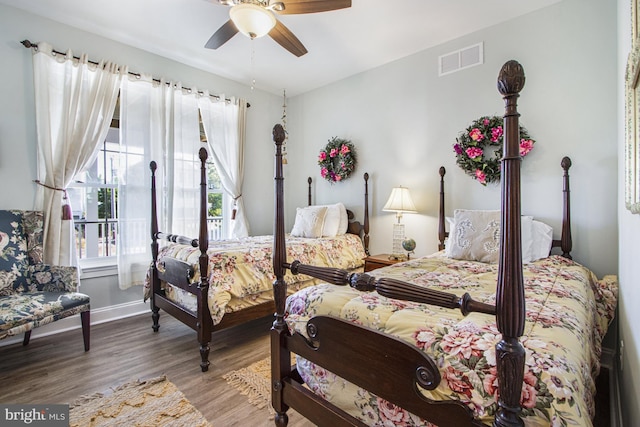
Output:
[[207, 159, 227, 241], [68, 125, 229, 264], [67, 128, 120, 261]]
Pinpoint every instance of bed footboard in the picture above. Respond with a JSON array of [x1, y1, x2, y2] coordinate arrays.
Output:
[[272, 315, 485, 427]]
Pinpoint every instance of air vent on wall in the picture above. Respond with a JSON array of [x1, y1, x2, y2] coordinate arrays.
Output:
[[438, 42, 484, 76]]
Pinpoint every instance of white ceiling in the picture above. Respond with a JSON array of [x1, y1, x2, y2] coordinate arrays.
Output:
[[2, 0, 562, 96]]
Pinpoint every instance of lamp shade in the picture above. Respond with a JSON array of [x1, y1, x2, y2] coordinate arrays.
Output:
[[230, 3, 276, 39], [382, 186, 417, 214]]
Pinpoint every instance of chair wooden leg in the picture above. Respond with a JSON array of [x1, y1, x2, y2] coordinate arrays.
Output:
[[23, 330, 31, 346], [81, 311, 90, 351]]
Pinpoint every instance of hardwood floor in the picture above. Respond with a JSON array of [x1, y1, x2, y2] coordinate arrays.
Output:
[[0, 312, 612, 426], [0, 313, 313, 427]]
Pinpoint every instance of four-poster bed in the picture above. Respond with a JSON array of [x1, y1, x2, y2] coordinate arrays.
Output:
[[270, 61, 617, 426], [146, 150, 370, 371]]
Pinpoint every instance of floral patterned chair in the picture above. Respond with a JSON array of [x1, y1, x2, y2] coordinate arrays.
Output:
[[0, 210, 90, 350]]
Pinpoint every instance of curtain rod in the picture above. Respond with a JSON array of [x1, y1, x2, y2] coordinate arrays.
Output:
[[20, 39, 250, 107]]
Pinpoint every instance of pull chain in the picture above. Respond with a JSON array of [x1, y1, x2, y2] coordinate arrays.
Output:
[[250, 41, 256, 91]]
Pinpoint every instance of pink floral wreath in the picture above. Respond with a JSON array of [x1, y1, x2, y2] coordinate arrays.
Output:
[[453, 115, 535, 185]]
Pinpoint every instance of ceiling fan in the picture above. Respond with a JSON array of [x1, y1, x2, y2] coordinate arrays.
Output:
[[205, 0, 352, 57]]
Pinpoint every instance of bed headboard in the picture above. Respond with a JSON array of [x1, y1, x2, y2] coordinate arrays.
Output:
[[305, 174, 370, 255], [436, 157, 573, 258]]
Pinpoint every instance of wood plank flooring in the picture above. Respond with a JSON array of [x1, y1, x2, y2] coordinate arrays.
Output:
[[0, 312, 611, 426], [0, 313, 313, 427]]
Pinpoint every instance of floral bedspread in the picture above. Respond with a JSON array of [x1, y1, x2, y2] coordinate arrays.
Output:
[[285, 254, 618, 427], [144, 233, 366, 324]]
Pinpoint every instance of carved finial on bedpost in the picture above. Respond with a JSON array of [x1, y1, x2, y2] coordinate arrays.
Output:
[[271, 123, 291, 427], [308, 177, 313, 206], [438, 167, 446, 251], [494, 60, 526, 427]]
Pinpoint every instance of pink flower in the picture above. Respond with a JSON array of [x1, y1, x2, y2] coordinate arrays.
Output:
[[318, 151, 327, 161], [453, 143, 463, 155], [440, 329, 485, 359], [491, 126, 503, 142], [341, 162, 346, 170], [465, 147, 483, 159], [330, 148, 338, 158], [520, 139, 534, 156], [334, 174, 342, 181], [443, 366, 473, 398], [483, 367, 499, 397], [376, 398, 413, 426], [475, 169, 487, 185], [320, 167, 328, 178], [483, 118, 490, 126], [520, 370, 538, 409], [413, 328, 436, 351], [469, 128, 485, 142], [340, 144, 350, 155]]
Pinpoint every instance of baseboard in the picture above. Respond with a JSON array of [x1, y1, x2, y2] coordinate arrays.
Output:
[[0, 300, 149, 348], [610, 358, 624, 427], [601, 347, 624, 427]]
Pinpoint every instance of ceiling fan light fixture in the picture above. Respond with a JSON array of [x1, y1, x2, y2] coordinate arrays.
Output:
[[230, 3, 276, 39]]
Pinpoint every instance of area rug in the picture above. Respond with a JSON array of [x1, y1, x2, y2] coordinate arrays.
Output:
[[69, 375, 213, 427], [223, 357, 275, 416]]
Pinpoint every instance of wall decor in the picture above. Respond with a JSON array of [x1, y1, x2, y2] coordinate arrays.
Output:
[[318, 137, 356, 183], [625, 0, 640, 213], [453, 115, 535, 185]]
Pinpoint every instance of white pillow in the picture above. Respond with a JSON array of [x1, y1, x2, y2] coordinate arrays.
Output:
[[521, 216, 534, 264], [315, 203, 343, 237], [446, 211, 535, 264], [530, 220, 553, 262], [336, 203, 349, 235], [447, 210, 501, 263], [290, 206, 328, 238]]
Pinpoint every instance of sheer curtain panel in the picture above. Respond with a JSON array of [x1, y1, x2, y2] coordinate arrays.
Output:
[[198, 94, 249, 238], [118, 76, 201, 289], [32, 42, 124, 266]]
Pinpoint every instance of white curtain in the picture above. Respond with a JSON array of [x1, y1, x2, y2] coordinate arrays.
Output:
[[198, 93, 249, 238], [118, 76, 200, 289], [32, 42, 124, 266]]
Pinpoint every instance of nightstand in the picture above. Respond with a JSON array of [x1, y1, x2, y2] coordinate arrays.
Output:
[[364, 254, 404, 272]]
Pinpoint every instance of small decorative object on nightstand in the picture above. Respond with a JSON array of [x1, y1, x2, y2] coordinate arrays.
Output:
[[402, 238, 416, 259], [364, 254, 404, 272]]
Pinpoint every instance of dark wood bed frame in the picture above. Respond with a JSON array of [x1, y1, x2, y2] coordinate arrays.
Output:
[[270, 60, 573, 427], [148, 154, 370, 372]]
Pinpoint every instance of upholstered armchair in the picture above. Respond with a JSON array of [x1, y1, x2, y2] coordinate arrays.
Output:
[[0, 210, 90, 350]]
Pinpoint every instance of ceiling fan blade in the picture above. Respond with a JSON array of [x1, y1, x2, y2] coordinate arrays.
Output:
[[269, 20, 308, 57], [276, 0, 351, 15], [204, 19, 239, 49]]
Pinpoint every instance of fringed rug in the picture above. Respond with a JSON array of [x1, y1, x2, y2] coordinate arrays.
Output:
[[223, 357, 275, 417], [69, 375, 213, 427]]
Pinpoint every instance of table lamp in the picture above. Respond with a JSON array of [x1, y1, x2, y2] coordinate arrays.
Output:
[[382, 186, 417, 260]]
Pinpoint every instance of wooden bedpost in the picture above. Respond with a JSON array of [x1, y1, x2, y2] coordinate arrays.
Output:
[[197, 147, 212, 372], [560, 156, 573, 258], [438, 167, 447, 251], [363, 172, 370, 255], [150, 161, 161, 332], [494, 60, 526, 427], [271, 124, 290, 427]]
